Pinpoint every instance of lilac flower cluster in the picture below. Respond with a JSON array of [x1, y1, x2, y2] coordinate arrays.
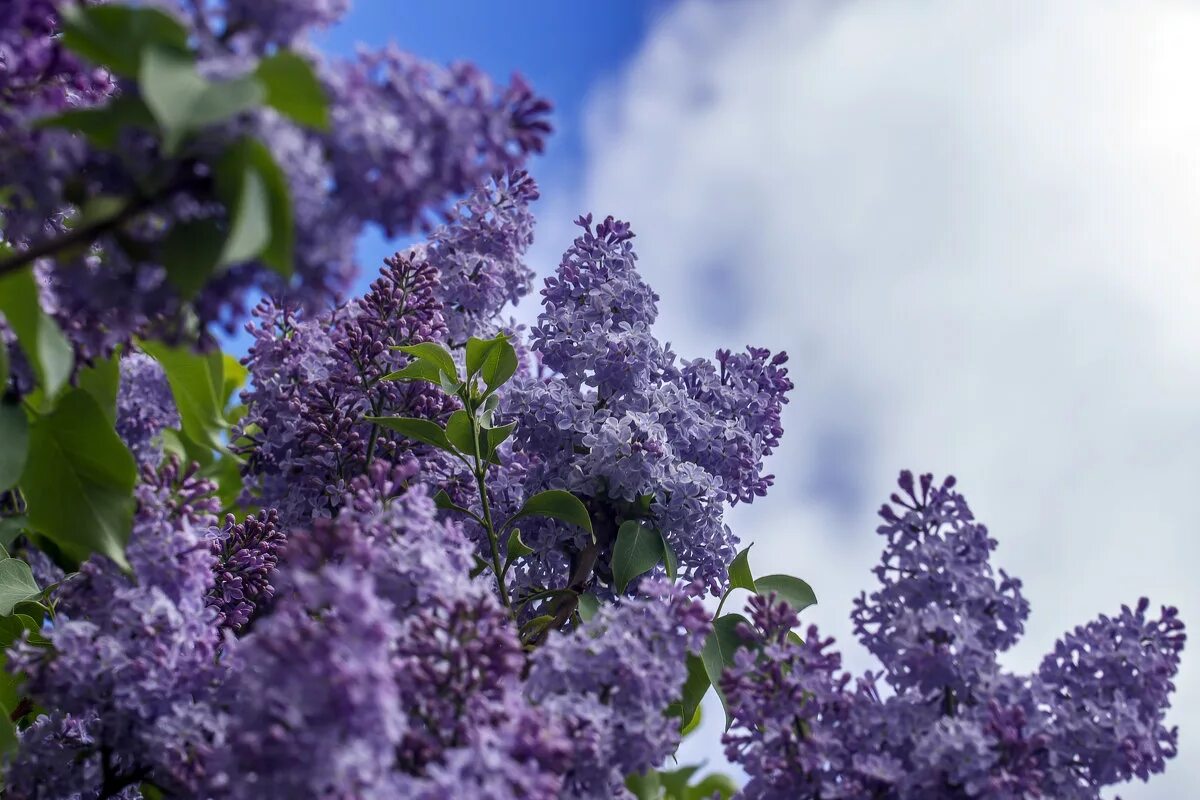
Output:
[[211, 482, 568, 799], [206, 509, 286, 632], [509, 215, 793, 594], [6, 460, 224, 798], [722, 472, 1186, 799], [526, 579, 709, 798], [115, 352, 180, 465], [0, 0, 550, 359]]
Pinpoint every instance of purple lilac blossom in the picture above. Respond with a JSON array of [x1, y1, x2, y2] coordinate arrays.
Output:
[[721, 472, 1186, 800], [206, 508, 286, 632], [509, 214, 793, 595], [526, 578, 709, 798], [6, 460, 225, 797], [115, 351, 180, 465]]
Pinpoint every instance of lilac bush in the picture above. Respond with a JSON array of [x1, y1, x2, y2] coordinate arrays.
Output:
[[0, 2, 1186, 799]]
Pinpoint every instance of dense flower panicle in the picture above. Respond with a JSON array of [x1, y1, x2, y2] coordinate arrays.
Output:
[[207, 509, 287, 632], [211, 485, 567, 798], [236, 256, 456, 523], [7, 460, 224, 796], [221, 0, 351, 49], [1037, 597, 1186, 794], [851, 471, 1029, 696], [324, 46, 551, 237], [722, 473, 1187, 800], [510, 215, 791, 594], [116, 351, 180, 465], [421, 170, 539, 342], [526, 579, 709, 798]]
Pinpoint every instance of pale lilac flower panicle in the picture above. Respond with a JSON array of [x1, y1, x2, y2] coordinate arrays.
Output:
[[116, 352, 180, 465]]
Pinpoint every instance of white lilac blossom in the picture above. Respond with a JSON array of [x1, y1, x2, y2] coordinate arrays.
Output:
[[722, 473, 1186, 800]]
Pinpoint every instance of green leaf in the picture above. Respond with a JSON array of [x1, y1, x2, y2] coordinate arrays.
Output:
[[0, 699, 16, 758], [220, 353, 248, 407], [0, 517, 27, 551], [787, 630, 804, 646], [140, 341, 227, 452], [662, 535, 678, 582], [444, 410, 475, 455], [677, 653, 710, 732], [0, 327, 8, 389], [394, 343, 458, 381], [701, 613, 751, 727], [484, 421, 516, 460], [162, 219, 227, 298], [612, 520, 665, 593], [465, 335, 504, 377], [0, 269, 74, 403], [506, 527, 534, 559], [658, 765, 701, 798], [482, 340, 519, 394], [625, 769, 663, 800], [20, 390, 137, 570], [755, 574, 817, 613], [576, 592, 601, 622], [679, 703, 702, 737], [688, 774, 738, 800], [36, 94, 157, 149], [365, 416, 455, 454], [140, 46, 263, 151], [255, 52, 329, 129], [60, 4, 189, 77], [381, 360, 443, 384], [507, 490, 593, 537], [77, 351, 121, 425], [0, 403, 29, 492], [432, 489, 472, 518], [0, 613, 41, 649], [215, 139, 294, 276], [728, 544, 757, 593], [0, 559, 40, 616]]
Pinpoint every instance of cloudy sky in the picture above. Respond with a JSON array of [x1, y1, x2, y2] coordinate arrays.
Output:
[[332, 2, 1200, 796]]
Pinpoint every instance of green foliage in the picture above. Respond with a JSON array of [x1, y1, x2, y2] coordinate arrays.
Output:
[[755, 574, 817, 613], [0, 269, 74, 406], [215, 139, 295, 276], [77, 350, 122, 425], [727, 545, 756, 593], [0, 559, 39, 617], [59, 4, 189, 77], [365, 416, 457, 455], [701, 613, 752, 728], [612, 520, 668, 593], [507, 490, 593, 538], [505, 527, 534, 559], [393, 342, 458, 381], [141, 341, 229, 452], [255, 52, 330, 129], [0, 403, 29, 492], [627, 763, 738, 800], [140, 46, 264, 153], [20, 389, 137, 570]]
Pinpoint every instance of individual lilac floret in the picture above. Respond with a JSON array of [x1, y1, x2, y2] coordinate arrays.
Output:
[[526, 579, 709, 798], [115, 351, 180, 465], [851, 471, 1029, 696], [6, 460, 225, 797], [421, 170, 539, 342], [207, 508, 287, 632]]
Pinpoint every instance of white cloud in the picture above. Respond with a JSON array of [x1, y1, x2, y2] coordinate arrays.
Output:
[[572, 0, 1200, 796]]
